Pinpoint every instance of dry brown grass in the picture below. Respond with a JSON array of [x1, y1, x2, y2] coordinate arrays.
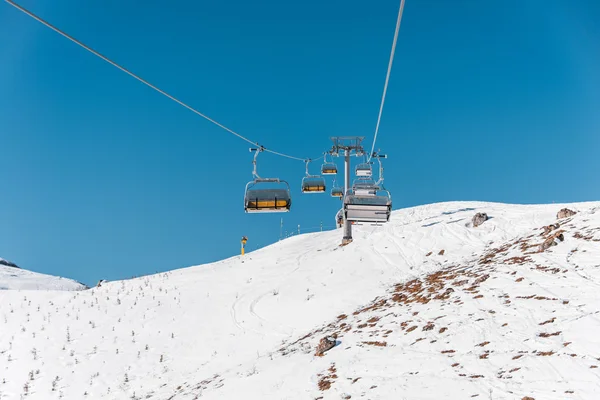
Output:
[[422, 322, 434, 331], [537, 351, 554, 356], [539, 317, 556, 325], [362, 341, 387, 347], [538, 331, 561, 338]]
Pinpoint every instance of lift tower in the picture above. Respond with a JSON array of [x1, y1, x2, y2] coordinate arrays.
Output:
[[329, 137, 365, 245]]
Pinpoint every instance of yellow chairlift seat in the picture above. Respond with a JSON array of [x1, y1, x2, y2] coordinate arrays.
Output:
[[321, 163, 338, 175], [244, 184, 291, 213], [331, 187, 344, 198], [301, 177, 326, 194]]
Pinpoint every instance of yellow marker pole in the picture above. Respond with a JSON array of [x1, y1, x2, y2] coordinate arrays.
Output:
[[241, 237, 247, 256]]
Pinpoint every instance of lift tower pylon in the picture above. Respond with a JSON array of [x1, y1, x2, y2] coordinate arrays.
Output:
[[329, 137, 366, 245]]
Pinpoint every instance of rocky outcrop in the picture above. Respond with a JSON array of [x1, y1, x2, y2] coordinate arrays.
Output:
[[557, 208, 576, 219], [315, 336, 336, 357], [542, 223, 560, 235], [0, 258, 19, 269], [539, 232, 565, 252], [472, 213, 488, 227]]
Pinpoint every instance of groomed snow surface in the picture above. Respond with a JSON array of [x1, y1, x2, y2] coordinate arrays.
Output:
[[0, 259, 86, 291], [1, 201, 599, 399]]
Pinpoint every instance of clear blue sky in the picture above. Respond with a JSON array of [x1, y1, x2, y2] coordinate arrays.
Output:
[[1, 0, 599, 286]]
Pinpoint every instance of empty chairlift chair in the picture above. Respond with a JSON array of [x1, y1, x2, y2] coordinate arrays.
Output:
[[245, 179, 291, 213], [330, 186, 344, 198], [321, 162, 338, 175], [302, 176, 326, 193], [344, 186, 392, 224], [244, 147, 292, 213], [301, 159, 326, 194], [330, 177, 344, 198], [321, 153, 338, 175], [355, 162, 372, 177]]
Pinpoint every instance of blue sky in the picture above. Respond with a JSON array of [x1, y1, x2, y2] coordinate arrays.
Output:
[[1, 0, 599, 286]]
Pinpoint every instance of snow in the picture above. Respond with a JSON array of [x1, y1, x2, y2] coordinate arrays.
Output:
[[0, 260, 86, 291], [0, 201, 599, 399]]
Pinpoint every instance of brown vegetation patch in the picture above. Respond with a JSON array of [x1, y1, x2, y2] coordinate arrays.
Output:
[[470, 375, 484, 378], [406, 326, 417, 333], [441, 350, 456, 354], [509, 367, 521, 373], [422, 322, 435, 331], [512, 355, 523, 360], [538, 331, 561, 338], [535, 265, 561, 274], [539, 317, 556, 325], [439, 327, 448, 334], [506, 256, 531, 265], [477, 341, 490, 347], [537, 351, 554, 356], [362, 341, 387, 347]]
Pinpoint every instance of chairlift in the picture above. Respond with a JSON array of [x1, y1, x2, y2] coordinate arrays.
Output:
[[344, 152, 391, 223], [321, 153, 338, 175], [301, 159, 326, 194], [343, 187, 392, 223], [244, 148, 292, 213], [352, 178, 379, 196], [331, 187, 344, 198], [330, 177, 344, 198], [336, 208, 343, 228], [355, 162, 372, 177]]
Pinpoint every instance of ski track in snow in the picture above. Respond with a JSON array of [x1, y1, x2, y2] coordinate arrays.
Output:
[[1, 200, 600, 399]]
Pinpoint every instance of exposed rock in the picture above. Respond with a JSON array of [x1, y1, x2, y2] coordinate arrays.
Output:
[[472, 212, 489, 227], [0, 258, 19, 269], [542, 223, 560, 235], [315, 336, 336, 357], [438, 249, 445, 256], [557, 208, 577, 219], [96, 279, 107, 288], [539, 233, 564, 252]]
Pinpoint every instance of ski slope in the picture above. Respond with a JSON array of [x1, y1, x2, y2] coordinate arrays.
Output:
[[0, 201, 599, 399], [0, 258, 86, 291]]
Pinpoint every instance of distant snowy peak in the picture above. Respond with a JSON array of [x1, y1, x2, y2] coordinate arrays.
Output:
[[0, 257, 19, 268], [0, 257, 87, 291]]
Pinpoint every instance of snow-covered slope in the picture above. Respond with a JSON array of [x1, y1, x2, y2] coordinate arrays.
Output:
[[0, 201, 599, 399], [0, 258, 87, 291]]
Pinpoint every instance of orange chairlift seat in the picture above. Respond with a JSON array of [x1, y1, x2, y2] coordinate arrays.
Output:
[[244, 148, 292, 213], [301, 159, 326, 194]]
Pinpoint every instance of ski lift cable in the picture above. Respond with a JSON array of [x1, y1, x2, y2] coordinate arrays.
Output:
[[4, 0, 321, 163], [367, 0, 406, 162]]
